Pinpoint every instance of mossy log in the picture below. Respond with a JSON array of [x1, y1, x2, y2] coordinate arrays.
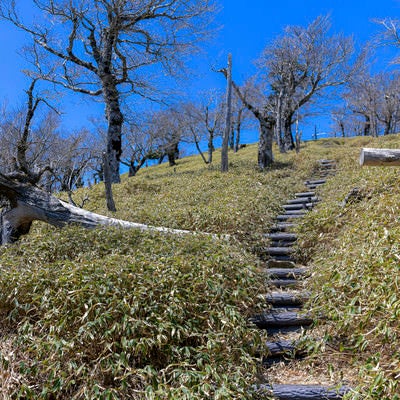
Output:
[[360, 148, 400, 166], [0, 174, 202, 245]]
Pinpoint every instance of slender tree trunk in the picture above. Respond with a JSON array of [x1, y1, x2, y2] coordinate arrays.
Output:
[[340, 122, 345, 137], [295, 113, 301, 153], [229, 128, 235, 150], [207, 131, 214, 164], [221, 53, 232, 172], [276, 89, 284, 152], [194, 138, 208, 164], [258, 118, 274, 169], [103, 77, 123, 184]]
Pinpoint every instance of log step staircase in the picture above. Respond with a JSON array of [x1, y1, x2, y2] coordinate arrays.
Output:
[[253, 159, 351, 399]]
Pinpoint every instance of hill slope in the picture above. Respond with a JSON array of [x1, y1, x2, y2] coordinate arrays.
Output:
[[0, 138, 400, 398]]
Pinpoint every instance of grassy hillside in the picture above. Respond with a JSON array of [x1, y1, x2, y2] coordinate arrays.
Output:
[[1, 138, 400, 398]]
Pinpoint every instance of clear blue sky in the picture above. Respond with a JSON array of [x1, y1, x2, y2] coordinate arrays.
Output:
[[1, 0, 400, 140]]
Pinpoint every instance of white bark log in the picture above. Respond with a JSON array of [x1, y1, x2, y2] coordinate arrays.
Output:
[[360, 148, 400, 166]]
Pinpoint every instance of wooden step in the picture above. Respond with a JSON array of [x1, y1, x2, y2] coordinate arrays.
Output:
[[305, 179, 326, 185], [264, 247, 294, 256], [250, 311, 313, 330], [295, 191, 316, 197], [270, 241, 295, 248], [266, 259, 297, 268], [268, 279, 300, 288], [256, 384, 350, 399], [283, 209, 307, 215], [266, 268, 308, 280], [270, 223, 297, 232], [276, 214, 304, 221], [268, 255, 296, 262], [319, 159, 336, 164], [266, 233, 297, 241], [282, 203, 313, 210], [265, 291, 310, 306], [286, 197, 318, 204]]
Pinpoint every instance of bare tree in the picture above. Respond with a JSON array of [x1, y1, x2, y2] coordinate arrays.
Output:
[[0, 79, 58, 184], [218, 72, 276, 169], [344, 70, 400, 137], [259, 15, 355, 151], [0, 0, 216, 183], [181, 92, 225, 165]]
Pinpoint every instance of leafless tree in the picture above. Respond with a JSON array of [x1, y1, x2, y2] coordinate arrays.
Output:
[[0, 79, 58, 184], [344, 70, 400, 137], [181, 91, 225, 165], [218, 72, 276, 169], [230, 89, 254, 152], [0, 0, 216, 183], [121, 114, 165, 176], [258, 15, 355, 151]]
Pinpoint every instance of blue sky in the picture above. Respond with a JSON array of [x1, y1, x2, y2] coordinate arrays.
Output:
[[1, 0, 400, 142]]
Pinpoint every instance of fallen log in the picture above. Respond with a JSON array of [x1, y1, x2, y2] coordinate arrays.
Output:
[[360, 148, 400, 166], [0, 174, 215, 245]]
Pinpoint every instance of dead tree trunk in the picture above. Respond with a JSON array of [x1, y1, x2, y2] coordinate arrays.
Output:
[[221, 53, 232, 173], [0, 174, 205, 245]]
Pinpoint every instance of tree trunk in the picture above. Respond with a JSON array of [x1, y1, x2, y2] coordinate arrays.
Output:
[[276, 89, 284, 152], [207, 131, 214, 164], [221, 53, 232, 173], [0, 174, 206, 245], [167, 143, 179, 167], [194, 138, 209, 164], [234, 110, 242, 153], [364, 115, 371, 136], [102, 152, 116, 212], [258, 118, 274, 169], [283, 114, 295, 151], [103, 77, 123, 184]]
